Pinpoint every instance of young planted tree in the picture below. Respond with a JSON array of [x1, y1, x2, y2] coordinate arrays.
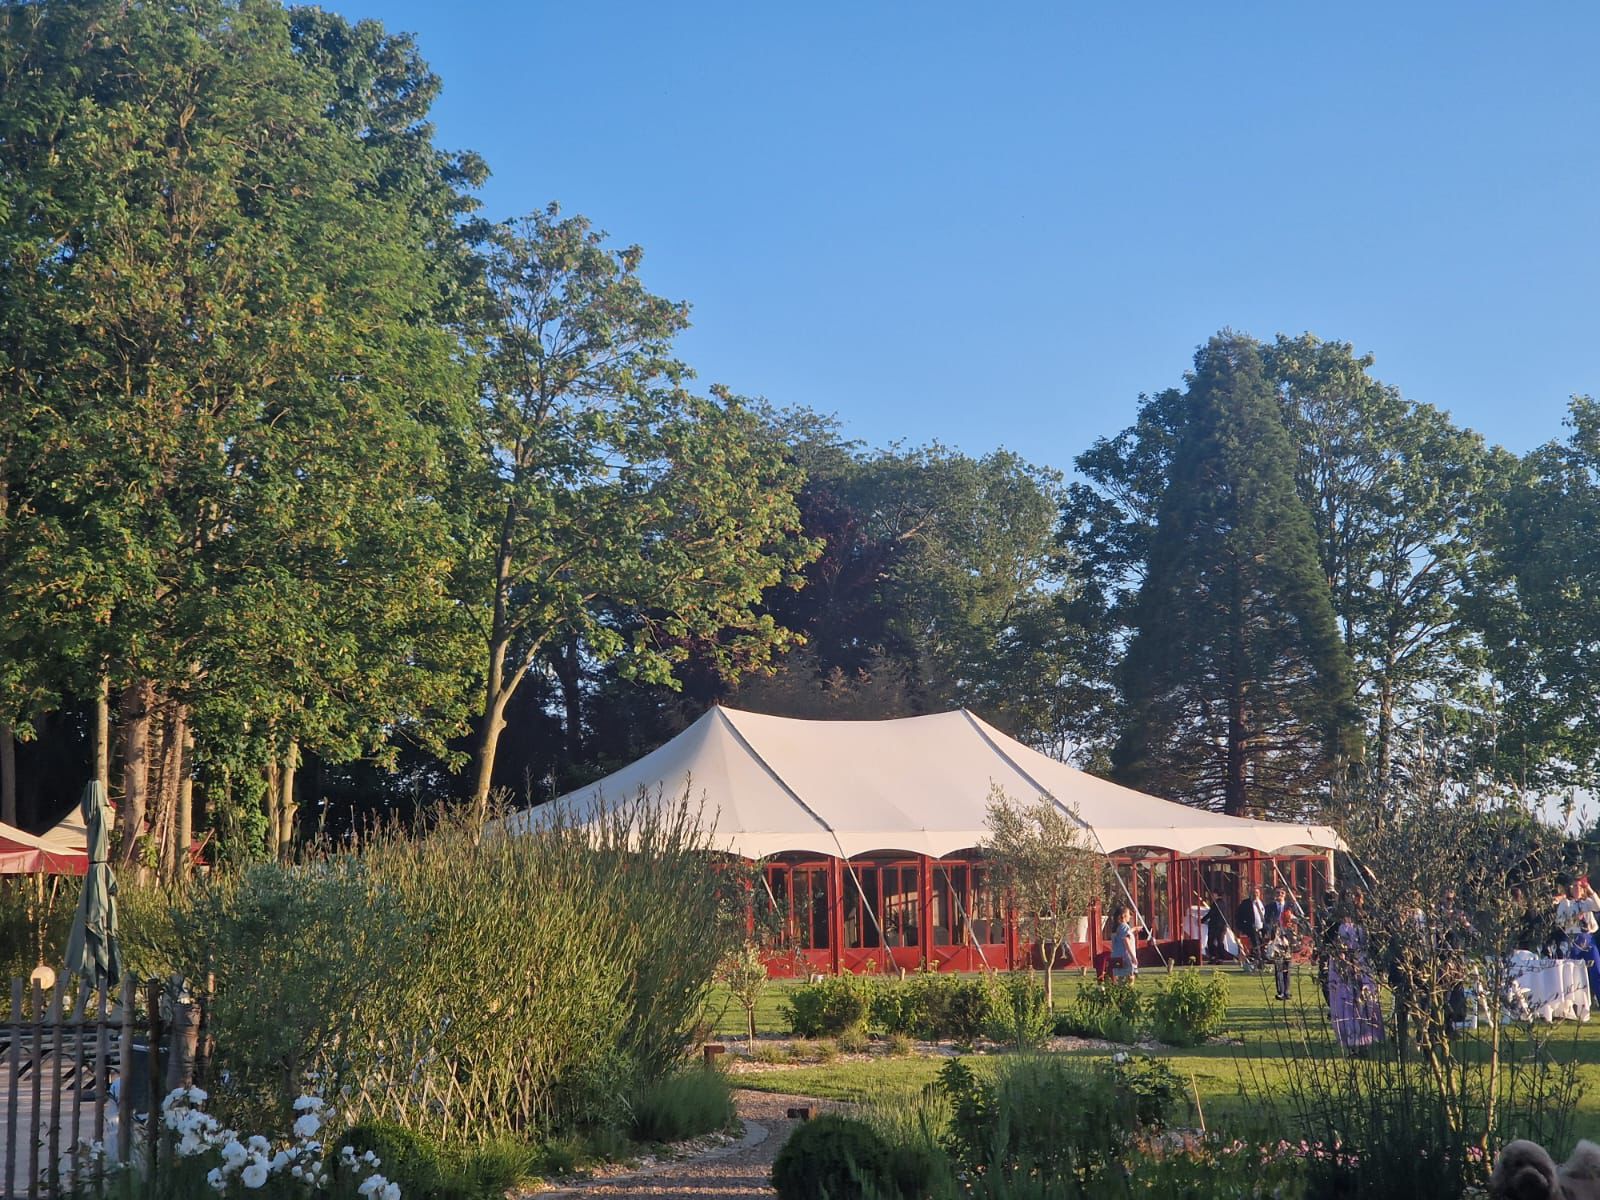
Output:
[[715, 943, 770, 1051], [464, 208, 815, 810], [1110, 335, 1361, 817], [981, 786, 1107, 1011]]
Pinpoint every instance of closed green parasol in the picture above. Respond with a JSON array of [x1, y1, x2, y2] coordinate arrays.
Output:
[[64, 781, 121, 989]]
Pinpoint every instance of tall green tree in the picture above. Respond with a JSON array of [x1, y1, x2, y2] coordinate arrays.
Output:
[[0, 0, 481, 870], [1110, 335, 1360, 816], [1265, 335, 1496, 787], [464, 208, 815, 810], [1470, 397, 1600, 791], [1066, 334, 1494, 788]]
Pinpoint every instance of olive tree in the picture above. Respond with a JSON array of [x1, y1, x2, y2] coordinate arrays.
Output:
[[982, 785, 1109, 1011]]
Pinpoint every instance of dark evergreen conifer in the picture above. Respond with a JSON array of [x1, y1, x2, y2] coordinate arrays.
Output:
[[1111, 334, 1360, 816]]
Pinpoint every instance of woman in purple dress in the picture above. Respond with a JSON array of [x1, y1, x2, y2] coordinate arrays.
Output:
[[1328, 896, 1384, 1052]]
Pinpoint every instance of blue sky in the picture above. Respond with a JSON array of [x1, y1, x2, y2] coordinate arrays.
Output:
[[335, 2, 1600, 470]]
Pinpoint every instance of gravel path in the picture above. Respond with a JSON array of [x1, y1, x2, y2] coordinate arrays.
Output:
[[539, 1090, 829, 1199]]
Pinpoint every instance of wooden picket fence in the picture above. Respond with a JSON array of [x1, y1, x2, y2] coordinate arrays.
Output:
[[0, 976, 210, 1199]]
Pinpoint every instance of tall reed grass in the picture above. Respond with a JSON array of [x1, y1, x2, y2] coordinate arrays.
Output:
[[132, 792, 744, 1146]]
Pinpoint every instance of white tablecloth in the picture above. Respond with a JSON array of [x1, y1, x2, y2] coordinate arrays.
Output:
[[1505, 956, 1591, 1023]]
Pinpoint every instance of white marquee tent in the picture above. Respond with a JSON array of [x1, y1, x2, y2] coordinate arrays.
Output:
[[507, 706, 1345, 860]]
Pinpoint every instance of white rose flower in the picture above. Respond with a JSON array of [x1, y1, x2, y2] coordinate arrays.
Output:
[[381, 1181, 400, 1200], [187, 1086, 209, 1106], [358, 1174, 388, 1198], [221, 1140, 248, 1167], [272, 1150, 292, 1171], [241, 1162, 270, 1189], [247, 1135, 271, 1156], [293, 1113, 321, 1141], [207, 1168, 226, 1192], [293, 1095, 324, 1113]]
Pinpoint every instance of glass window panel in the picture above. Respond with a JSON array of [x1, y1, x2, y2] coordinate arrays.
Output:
[[970, 866, 1007, 945], [882, 864, 920, 948], [1151, 860, 1170, 940], [844, 865, 881, 949], [933, 865, 967, 946]]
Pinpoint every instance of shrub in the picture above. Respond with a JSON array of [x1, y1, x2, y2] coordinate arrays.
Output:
[[784, 974, 871, 1037], [866, 972, 994, 1042], [1057, 978, 1146, 1043], [771, 1113, 896, 1200], [531, 1133, 588, 1178], [177, 859, 410, 1128], [838, 1026, 871, 1054], [1147, 972, 1228, 1047], [862, 1080, 954, 1200], [885, 1032, 914, 1056], [981, 972, 1053, 1050], [937, 1053, 1178, 1191], [1107, 1053, 1184, 1128], [628, 1067, 735, 1143], [453, 1137, 543, 1200], [150, 798, 743, 1146], [869, 981, 918, 1035], [338, 1121, 449, 1199], [337, 1122, 539, 1200], [938, 976, 994, 1042], [900, 971, 992, 1041]]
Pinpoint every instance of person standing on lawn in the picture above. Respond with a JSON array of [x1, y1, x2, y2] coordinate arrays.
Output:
[[1555, 875, 1600, 998], [1110, 905, 1139, 982], [1236, 885, 1266, 971], [1329, 895, 1384, 1053], [1203, 894, 1229, 964]]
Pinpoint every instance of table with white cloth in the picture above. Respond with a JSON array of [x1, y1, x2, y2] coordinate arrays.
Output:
[[1502, 952, 1591, 1023]]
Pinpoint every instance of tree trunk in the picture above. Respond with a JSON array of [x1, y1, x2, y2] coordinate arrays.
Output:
[[1043, 941, 1055, 1011], [1224, 573, 1249, 817], [277, 740, 299, 860], [1374, 666, 1396, 791], [147, 703, 181, 882], [0, 723, 14, 828], [553, 637, 584, 768], [176, 725, 194, 881], [264, 758, 281, 860], [152, 705, 187, 882], [117, 680, 154, 869], [471, 500, 522, 817], [471, 680, 513, 818], [93, 674, 111, 799]]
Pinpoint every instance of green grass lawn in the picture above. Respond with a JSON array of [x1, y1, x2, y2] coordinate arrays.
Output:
[[710, 967, 1600, 1139]]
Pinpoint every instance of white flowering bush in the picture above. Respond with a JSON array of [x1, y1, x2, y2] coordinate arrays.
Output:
[[56, 1089, 398, 1200]]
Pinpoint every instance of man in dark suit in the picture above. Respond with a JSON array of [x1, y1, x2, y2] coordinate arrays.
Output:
[[1263, 887, 1285, 938], [1235, 885, 1267, 970]]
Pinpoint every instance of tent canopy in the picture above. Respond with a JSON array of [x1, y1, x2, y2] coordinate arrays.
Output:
[[0, 815, 88, 876], [507, 707, 1345, 859]]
